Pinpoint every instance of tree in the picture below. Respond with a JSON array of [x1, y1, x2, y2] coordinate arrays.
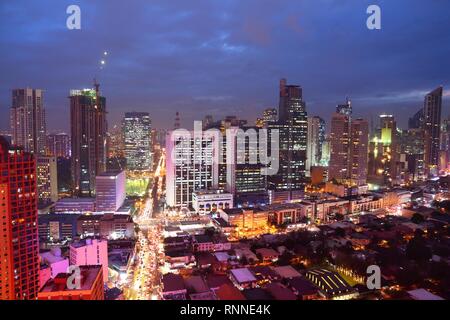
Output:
[[411, 213, 425, 224], [406, 233, 432, 262]]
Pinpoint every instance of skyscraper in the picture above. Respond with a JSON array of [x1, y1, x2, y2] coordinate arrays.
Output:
[[0, 137, 39, 300], [350, 119, 369, 185], [226, 126, 268, 206], [423, 87, 443, 174], [336, 97, 352, 116], [46, 133, 71, 158], [95, 170, 126, 212], [36, 156, 58, 204], [329, 112, 351, 182], [123, 112, 152, 171], [329, 108, 368, 185], [70, 83, 107, 197], [10, 88, 46, 155], [262, 108, 278, 125], [268, 79, 308, 192], [306, 116, 325, 176], [165, 130, 218, 208]]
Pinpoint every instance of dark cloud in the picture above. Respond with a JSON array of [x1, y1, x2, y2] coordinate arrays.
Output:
[[0, 0, 449, 131]]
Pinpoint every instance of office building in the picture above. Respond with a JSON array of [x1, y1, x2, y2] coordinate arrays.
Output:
[[95, 170, 126, 212], [38, 213, 79, 242], [329, 106, 369, 186], [165, 130, 219, 208], [70, 83, 107, 197], [0, 137, 39, 300], [10, 88, 47, 155], [123, 112, 152, 171], [46, 133, 70, 158], [54, 197, 96, 213], [37, 156, 58, 203], [422, 87, 443, 175], [226, 126, 268, 206], [306, 116, 325, 176], [69, 238, 108, 282], [268, 79, 308, 192]]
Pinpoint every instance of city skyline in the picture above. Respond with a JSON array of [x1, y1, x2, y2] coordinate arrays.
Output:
[[1, 1, 450, 303], [1, 0, 450, 131]]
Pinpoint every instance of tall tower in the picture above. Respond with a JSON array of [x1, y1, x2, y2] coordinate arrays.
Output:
[[123, 112, 152, 171], [423, 87, 443, 175], [10, 88, 46, 155], [70, 83, 107, 197], [306, 116, 325, 176], [329, 113, 351, 182], [268, 78, 308, 191], [0, 137, 39, 300], [350, 119, 369, 185], [329, 105, 368, 185], [165, 131, 218, 208]]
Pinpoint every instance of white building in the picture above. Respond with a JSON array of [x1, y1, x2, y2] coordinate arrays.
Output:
[[95, 170, 126, 212], [166, 130, 219, 208], [192, 190, 233, 214]]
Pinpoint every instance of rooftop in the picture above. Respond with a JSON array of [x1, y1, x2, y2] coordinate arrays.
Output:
[[230, 268, 257, 284], [39, 265, 102, 293], [162, 273, 186, 293]]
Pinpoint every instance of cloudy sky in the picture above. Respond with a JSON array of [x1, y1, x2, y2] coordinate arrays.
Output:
[[0, 0, 449, 131]]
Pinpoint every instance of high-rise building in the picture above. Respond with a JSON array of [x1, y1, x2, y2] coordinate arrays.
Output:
[[10, 88, 46, 155], [46, 133, 71, 158], [262, 108, 277, 125], [329, 112, 351, 182], [0, 137, 40, 300], [368, 115, 401, 186], [336, 98, 352, 116], [400, 128, 426, 182], [329, 108, 369, 186], [226, 126, 268, 206], [268, 79, 308, 192], [306, 116, 325, 176], [107, 125, 124, 158], [423, 87, 443, 175], [37, 156, 58, 203], [123, 112, 152, 171], [165, 130, 219, 208], [70, 84, 107, 197], [95, 170, 126, 212], [408, 108, 423, 129], [350, 119, 369, 185], [69, 238, 108, 282]]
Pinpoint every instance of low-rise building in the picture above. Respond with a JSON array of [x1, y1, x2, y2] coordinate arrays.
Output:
[[162, 273, 187, 300], [38, 265, 104, 300], [305, 268, 357, 300], [55, 197, 96, 213], [192, 190, 233, 214], [229, 268, 257, 289]]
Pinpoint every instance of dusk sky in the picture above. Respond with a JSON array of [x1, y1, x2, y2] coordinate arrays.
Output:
[[1, 0, 449, 131]]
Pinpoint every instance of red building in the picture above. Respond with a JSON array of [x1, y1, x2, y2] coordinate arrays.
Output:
[[38, 265, 104, 300], [0, 137, 40, 300]]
